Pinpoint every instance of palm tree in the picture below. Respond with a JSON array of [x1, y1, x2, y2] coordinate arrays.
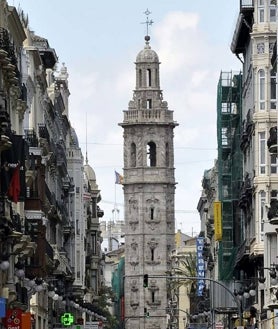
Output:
[[166, 252, 199, 329], [170, 252, 197, 292]]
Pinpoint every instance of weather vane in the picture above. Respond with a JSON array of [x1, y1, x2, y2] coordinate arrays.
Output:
[[141, 9, 154, 37]]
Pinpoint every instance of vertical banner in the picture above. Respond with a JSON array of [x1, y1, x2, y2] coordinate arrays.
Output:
[[21, 312, 31, 329], [214, 201, 222, 241], [196, 237, 205, 296], [0, 297, 6, 318]]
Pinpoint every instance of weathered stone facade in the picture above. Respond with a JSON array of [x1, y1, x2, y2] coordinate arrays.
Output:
[[119, 35, 178, 329]]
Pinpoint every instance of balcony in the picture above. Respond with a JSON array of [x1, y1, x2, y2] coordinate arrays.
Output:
[[32, 34, 58, 69], [25, 189, 43, 211], [24, 129, 38, 147], [271, 41, 277, 71], [267, 126, 278, 154], [122, 109, 175, 125], [38, 123, 50, 141], [0, 27, 17, 65], [231, 0, 254, 54], [240, 0, 254, 11], [267, 199, 278, 225], [240, 109, 253, 151], [52, 245, 72, 276]]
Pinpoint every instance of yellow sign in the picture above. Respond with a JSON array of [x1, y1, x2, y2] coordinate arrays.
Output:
[[214, 201, 222, 241]]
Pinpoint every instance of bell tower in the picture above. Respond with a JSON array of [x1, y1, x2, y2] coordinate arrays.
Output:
[[119, 29, 178, 329]]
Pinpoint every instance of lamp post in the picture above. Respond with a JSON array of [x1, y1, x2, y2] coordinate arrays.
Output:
[[149, 274, 243, 328]]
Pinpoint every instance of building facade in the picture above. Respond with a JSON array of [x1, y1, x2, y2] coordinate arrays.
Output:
[[199, 1, 278, 329], [0, 2, 105, 329]]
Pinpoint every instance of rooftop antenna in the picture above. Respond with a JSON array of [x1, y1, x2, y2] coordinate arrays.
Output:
[[141, 8, 154, 39]]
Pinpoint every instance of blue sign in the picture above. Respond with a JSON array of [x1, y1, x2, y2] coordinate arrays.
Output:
[[196, 237, 205, 296], [0, 297, 6, 318]]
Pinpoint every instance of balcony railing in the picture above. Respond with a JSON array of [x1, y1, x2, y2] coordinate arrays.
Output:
[[240, 0, 254, 11], [122, 109, 174, 124], [38, 123, 50, 142], [267, 126, 278, 154], [24, 129, 38, 147]]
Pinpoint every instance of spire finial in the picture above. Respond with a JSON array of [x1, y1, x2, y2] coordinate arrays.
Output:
[[141, 9, 153, 42], [85, 112, 88, 165]]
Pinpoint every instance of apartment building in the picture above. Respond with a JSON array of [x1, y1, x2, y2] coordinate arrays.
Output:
[[0, 2, 104, 329]]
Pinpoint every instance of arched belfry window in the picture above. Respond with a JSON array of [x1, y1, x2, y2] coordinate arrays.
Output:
[[165, 142, 169, 167], [147, 142, 156, 167], [139, 69, 142, 87], [131, 142, 136, 167], [146, 69, 151, 87]]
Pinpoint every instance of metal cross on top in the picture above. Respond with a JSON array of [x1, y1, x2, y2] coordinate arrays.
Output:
[[141, 9, 154, 37]]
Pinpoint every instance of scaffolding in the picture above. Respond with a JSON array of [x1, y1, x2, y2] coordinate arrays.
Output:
[[216, 71, 242, 281]]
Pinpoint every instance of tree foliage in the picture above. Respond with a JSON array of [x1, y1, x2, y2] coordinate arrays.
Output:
[[169, 252, 197, 293]]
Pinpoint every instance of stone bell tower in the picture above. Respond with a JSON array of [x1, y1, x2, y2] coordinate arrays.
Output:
[[119, 29, 178, 329]]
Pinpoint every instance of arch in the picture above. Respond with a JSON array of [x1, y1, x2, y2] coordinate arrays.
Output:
[[258, 69, 265, 110], [270, 69, 276, 109], [146, 141, 156, 167], [146, 69, 151, 87], [165, 142, 169, 167], [150, 206, 154, 220], [139, 69, 142, 87], [131, 142, 136, 167]]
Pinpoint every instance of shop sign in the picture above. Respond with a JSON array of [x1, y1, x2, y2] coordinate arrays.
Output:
[[4, 308, 23, 329]]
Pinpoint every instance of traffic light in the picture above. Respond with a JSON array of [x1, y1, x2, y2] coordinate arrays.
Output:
[[144, 307, 149, 317], [143, 274, 149, 287]]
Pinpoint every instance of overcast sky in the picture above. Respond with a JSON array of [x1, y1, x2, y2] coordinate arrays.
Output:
[[14, 0, 241, 236]]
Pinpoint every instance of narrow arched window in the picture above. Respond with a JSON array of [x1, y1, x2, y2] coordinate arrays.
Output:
[[147, 142, 156, 167], [270, 69, 276, 110], [131, 143, 136, 167], [165, 142, 169, 167], [150, 207, 154, 220], [259, 69, 265, 110], [146, 69, 151, 87], [139, 69, 142, 87], [152, 291, 155, 303]]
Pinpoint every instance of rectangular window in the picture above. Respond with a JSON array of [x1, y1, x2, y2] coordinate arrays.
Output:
[[268, 232, 278, 267], [271, 154, 278, 174], [92, 231, 97, 255], [77, 251, 81, 278], [259, 71, 265, 110], [222, 103, 229, 113], [259, 191, 266, 242], [259, 9, 264, 22], [259, 132, 266, 174], [270, 71, 276, 109], [258, 0, 265, 23], [270, 8, 276, 22]]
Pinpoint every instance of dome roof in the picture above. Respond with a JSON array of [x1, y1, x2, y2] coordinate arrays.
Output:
[[136, 36, 159, 63], [70, 128, 79, 147], [84, 163, 96, 182]]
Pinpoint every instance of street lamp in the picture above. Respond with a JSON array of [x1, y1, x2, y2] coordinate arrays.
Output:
[[154, 274, 243, 328]]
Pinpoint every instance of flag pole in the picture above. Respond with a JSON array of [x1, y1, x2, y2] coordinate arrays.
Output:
[[114, 170, 117, 222]]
